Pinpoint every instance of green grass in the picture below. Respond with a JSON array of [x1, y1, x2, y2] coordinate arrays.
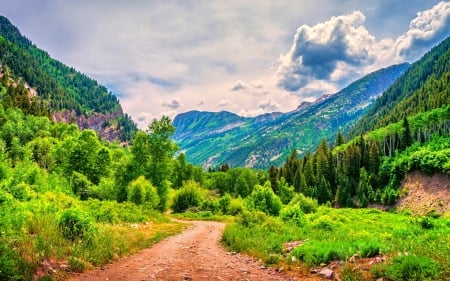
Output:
[[222, 207, 450, 280], [0, 191, 185, 280]]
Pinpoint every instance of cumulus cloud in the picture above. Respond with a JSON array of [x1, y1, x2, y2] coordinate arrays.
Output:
[[277, 11, 375, 92], [162, 98, 182, 109], [277, 1, 450, 100], [394, 1, 450, 60]]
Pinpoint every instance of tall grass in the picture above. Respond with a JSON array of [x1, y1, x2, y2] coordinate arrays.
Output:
[[0, 191, 185, 280], [222, 207, 450, 280]]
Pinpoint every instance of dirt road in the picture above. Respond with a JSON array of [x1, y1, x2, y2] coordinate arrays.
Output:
[[71, 221, 295, 281]]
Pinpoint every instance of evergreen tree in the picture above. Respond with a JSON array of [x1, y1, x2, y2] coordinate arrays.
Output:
[[335, 131, 345, 147], [401, 116, 413, 150], [268, 165, 279, 193]]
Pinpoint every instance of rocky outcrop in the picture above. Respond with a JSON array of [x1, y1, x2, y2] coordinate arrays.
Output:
[[52, 109, 124, 142]]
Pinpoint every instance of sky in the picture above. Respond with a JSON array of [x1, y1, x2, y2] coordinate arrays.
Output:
[[0, 1, 449, 128]]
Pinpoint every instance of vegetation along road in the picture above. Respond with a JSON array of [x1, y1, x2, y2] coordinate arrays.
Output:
[[71, 220, 296, 281]]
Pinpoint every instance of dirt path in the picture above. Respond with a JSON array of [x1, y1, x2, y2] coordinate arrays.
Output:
[[70, 221, 296, 281]]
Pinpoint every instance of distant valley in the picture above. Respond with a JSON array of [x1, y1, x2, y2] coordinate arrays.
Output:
[[173, 63, 410, 169]]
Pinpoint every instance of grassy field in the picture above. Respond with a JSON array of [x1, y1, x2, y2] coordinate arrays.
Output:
[[0, 191, 186, 281], [222, 207, 450, 280]]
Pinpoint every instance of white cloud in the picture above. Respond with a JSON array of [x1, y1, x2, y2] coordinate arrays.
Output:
[[276, 1, 450, 100], [394, 1, 450, 60], [277, 11, 377, 95]]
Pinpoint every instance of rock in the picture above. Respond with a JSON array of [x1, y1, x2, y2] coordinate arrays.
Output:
[[291, 256, 297, 262], [310, 268, 319, 274], [349, 254, 360, 263], [240, 268, 251, 274], [318, 268, 334, 279]]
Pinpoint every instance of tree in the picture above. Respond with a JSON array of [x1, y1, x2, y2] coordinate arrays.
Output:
[[335, 131, 345, 147], [357, 168, 373, 207], [146, 116, 177, 187], [268, 166, 279, 193], [401, 116, 413, 150], [246, 181, 282, 216]]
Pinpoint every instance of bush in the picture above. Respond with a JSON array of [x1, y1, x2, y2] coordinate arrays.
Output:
[[68, 256, 87, 273], [218, 194, 231, 214], [289, 193, 318, 214], [58, 209, 96, 241], [127, 176, 160, 209], [419, 217, 434, 229], [171, 181, 204, 213], [279, 205, 307, 227], [383, 255, 441, 281], [0, 240, 33, 281], [7, 182, 35, 201], [245, 182, 282, 216], [228, 198, 245, 215], [201, 198, 220, 213], [238, 211, 268, 227]]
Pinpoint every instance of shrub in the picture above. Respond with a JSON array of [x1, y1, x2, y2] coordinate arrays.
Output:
[[127, 176, 160, 209], [238, 211, 268, 227], [228, 198, 245, 215], [0, 240, 33, 281], [68, 256, 87, 273], [279, 205, 307, 227], [419, 217, 434, 229], [218, 194, 231, 214], [71, 171, 92, 200], [171, 181, 204, 213], [58, 209, 96, 241], [312, 216, 335, 231], [383, 255, 441, 281], [245, 182, 282, 216], [288, 193, 318, 214], [144, 181, 160, 210], [201, 198, 220, 213]]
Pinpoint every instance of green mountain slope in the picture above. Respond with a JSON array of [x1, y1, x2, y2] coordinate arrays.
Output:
[[0, 16, 137, 141], [173, 63, 410, 169], [348, 35, 450, 138]]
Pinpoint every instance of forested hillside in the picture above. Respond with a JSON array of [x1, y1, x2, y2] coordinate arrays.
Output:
[[173, 63, 409, 169], [348, 35, 450, 138], [0, 16, 137, 141]]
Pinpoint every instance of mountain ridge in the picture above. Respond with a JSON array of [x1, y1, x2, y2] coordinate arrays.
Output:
[[173, 63, 410, 169]]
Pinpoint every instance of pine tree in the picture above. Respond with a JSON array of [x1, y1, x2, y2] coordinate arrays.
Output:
[[335, 131, 345, 147], [401, 116, 413, 150]]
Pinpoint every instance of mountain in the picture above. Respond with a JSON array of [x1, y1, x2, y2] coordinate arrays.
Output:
[[348, 35, 450, 138], [173, 63, 410, 169], [0, 16, 137, 141]]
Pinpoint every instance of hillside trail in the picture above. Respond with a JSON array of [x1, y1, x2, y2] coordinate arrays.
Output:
[[70, 220, 309, 281]]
